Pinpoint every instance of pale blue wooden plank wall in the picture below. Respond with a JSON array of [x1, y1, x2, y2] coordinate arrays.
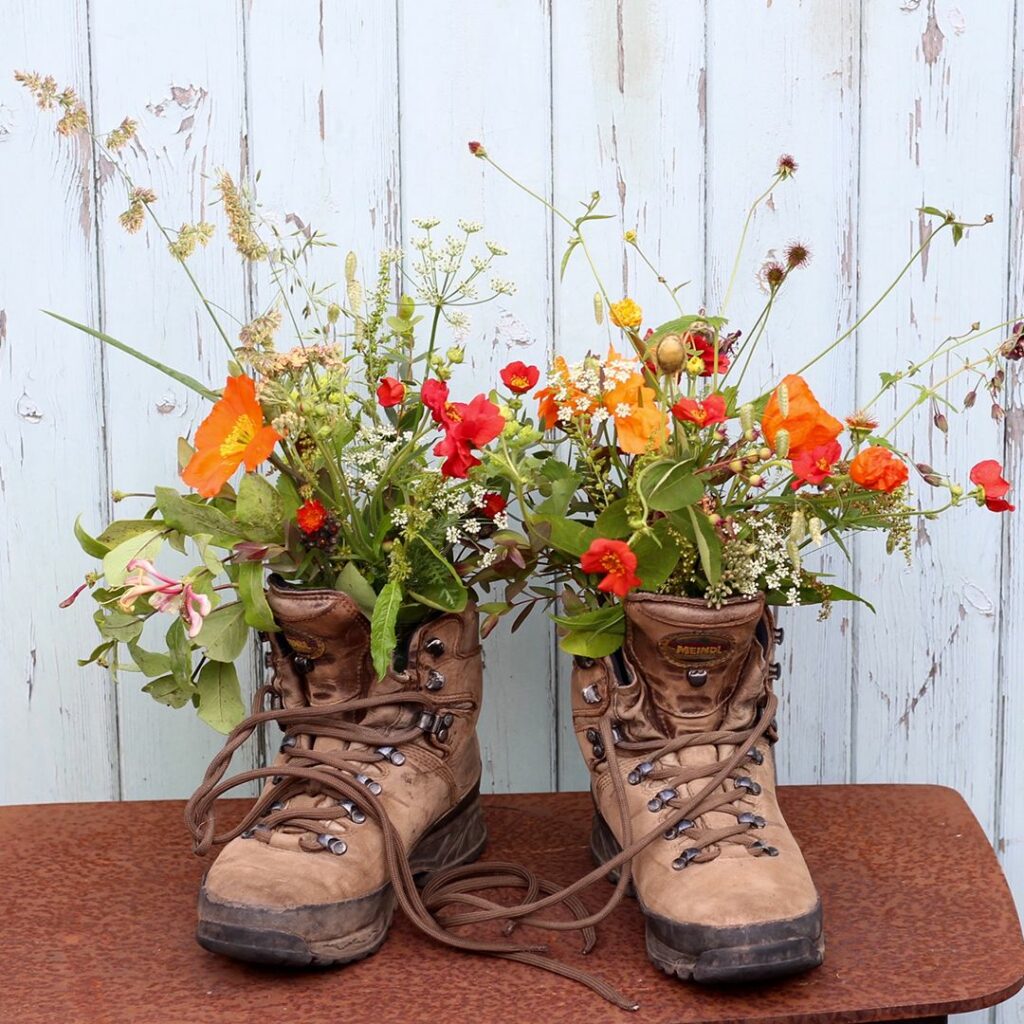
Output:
[[1, 4, 1020, 1020]]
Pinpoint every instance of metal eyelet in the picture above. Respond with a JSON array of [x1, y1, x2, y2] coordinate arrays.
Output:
[[316, 833, 347, 855], [610, 722, 624, 744], [751, 840, 779, 857], [574, 656, 596, 669], [627, 761, 653, 785], [581, 684, 601, 704], [293, 654, 313, 673], [339, 799, 365, 824], [648, 788, 678, 812], [355, 774, 383, 796], [425, 669, 446, 691], [686, 668, 708, 688], [272, 775, 284, 784], [241, 823, 268, 839], [768, 662, 782, 681], [774, 627, 784, 645], [279, 736, 297, 753], [737, 811, 766, 828], [269, 801, 285, 812], [672, 848, 701, 870], [735, 776, 762, 796], [747, 747, 764, 765], [264, 650, 274, 669], [663, 819, 695, 840], [376, 745, 406, 766], [424, 637, 446, 657]]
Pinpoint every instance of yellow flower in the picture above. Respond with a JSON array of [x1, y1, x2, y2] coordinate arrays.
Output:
[[609, 298, 643, 329], [624, 229, 637, 244]]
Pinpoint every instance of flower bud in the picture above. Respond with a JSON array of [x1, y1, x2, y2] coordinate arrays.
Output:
[[708, 513, 722, 525], [778, 382, 790, 418], [655, 334, 686, 374], [739, 403, 754, 433], [950, 482, 964, 498], [808, 516, 824, 546], [326, 302, 341, 324], [748, 474, 764, 487], [624, 229, 637, 243], [933, 410, 948, 433], [686, 355, 705, 376], [111, 489, 127, 502], [593, 292, 604, 325], [773, 428, 790, 459], [729, 459, 744, 474], [398, 293, 416, 321], [344, 250, 357, 284], [446, 346, 464, 365], [759, 447, 772, 461], [916, 462, 943, 487]]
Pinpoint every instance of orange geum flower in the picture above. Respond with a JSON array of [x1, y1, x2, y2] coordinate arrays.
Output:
[[181, 375, 281, 498], [849, 446, 909, 494], [604, 373, 667, 455], [536, 356, 598, 429], [761, 374, 843, 456]]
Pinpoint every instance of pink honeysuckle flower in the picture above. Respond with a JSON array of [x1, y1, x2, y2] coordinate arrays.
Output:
[[119, 558, 212, 638]]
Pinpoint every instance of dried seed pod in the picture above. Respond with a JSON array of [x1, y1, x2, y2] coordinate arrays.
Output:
[[774, 428, 791, 459], [655, 334, 686, 374], [740, 403, 755, 433], [593, 292, 604, 325], [778, 383, 790, 419]]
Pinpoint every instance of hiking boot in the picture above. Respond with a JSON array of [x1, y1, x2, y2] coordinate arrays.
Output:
[[573, 593, 824, 984], [186, 575, 486, 966]]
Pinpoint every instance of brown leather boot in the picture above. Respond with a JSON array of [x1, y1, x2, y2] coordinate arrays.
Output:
[[573, 593, 824, 984], [186, 576, 486, 966]]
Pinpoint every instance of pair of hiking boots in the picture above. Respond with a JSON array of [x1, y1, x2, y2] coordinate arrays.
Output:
[[185, 577, 823, 1001]]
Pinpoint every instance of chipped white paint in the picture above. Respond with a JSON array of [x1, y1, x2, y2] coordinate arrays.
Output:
[[0, 9, 1022, 1018]]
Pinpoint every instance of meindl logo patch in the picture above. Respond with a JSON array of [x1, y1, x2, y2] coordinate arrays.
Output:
[[658, 633, 732, 667], [285, 632, 326, 658]]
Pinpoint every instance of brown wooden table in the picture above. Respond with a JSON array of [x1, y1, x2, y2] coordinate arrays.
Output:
[[2, 785, 1022, 1024]]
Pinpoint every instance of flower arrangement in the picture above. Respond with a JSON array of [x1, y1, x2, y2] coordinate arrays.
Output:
[[466, 144, 1017, 659], [24, 74, 540, 731], [23, 71, 1018, 724]]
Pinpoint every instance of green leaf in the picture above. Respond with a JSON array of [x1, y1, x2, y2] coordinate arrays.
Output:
[[632, 519, 681, 591], [143, 673, 194, 709], [94, 608, 143, 643], [551, 605, 625, 631], [74, 515, 110, 558], [238, 561, 276, 631], [155, 487, 240, 547], [236, 473, 285, 538], [766, 584, 875, 613], [96, 519, 163, 547], [559, 237, 581, 280], [334, 563, 378, 617], [166, 618, 193, 688], [127, 641, 171, 678], [554, 605, 626, 658], [530, 515, 597, 558], [407, 537, 468, 613], [44, 311, 218, 399], [370, 581, 403, 678], [477, 601, 512, 616], [78, 639, 116, 667], [102, 529, 164, 588], [534, 472, 580, 517], [638, 459, 703, 512], [952, 222, 964, 246], [194, 601, 248, 662], [595, 500, 633, 539], [178, 436, 195, 471], [687, 506, 722, 585], [195, 660, 245, 732], [918, 206, 946, 218]]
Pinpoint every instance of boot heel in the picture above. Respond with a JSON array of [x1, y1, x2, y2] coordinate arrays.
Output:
[[409, 793, 487, 876]]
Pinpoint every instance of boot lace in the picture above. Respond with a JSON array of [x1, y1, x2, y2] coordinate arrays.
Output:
[[186, 670, 778, 1011]]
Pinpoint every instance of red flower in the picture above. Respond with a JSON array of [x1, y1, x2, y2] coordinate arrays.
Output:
[[468, 140, 486, 156], [422, 379, 456, 427], [500, 360, 540, 394], [376, 376, 405, 408], [432, 393, 506, 479], [479, 492, 507, 518], [690, 333, 730, 377], [296, 499, 329, 535], [790, 440, 842, 491], [579, 538, 642, 599], [970, 460, 1016, 512], [672, 394, 727, 428]]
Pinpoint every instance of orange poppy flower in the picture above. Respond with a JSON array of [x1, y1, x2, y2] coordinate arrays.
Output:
[[761, 374, 843, 456], [181, 375, 281, 498], [849, 446, 909, 493], [604, 373, 668, 455]]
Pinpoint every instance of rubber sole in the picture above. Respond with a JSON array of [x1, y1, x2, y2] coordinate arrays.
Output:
[[196, 786, 488, 967], [590, 811, 824, 984]]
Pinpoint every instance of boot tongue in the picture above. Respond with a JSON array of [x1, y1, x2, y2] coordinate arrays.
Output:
[[267, 579, 374, 705], [622, 594, 767, 733]]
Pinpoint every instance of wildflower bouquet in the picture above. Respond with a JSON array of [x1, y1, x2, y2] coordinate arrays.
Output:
[[24, 74, 538, 731], [470, 144, 1017, 659]]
